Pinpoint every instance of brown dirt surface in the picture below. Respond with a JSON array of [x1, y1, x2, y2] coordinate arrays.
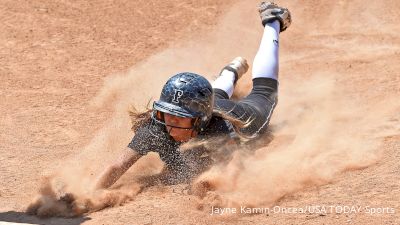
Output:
[[1, 0, 399, 225]]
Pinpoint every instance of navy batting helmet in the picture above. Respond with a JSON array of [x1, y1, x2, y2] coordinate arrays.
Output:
[[152, 72, 214, 132]]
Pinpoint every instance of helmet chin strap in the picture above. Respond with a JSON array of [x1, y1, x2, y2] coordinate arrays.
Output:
[[153, 111, 201, 141], [170, 117, 199, 139]]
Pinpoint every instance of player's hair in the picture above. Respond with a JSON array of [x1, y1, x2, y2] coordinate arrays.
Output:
[[128, 100, 152, 132]]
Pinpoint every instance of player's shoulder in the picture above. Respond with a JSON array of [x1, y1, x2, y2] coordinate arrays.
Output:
[[128, 121, 179, 155], [200, 116, 234, 137]]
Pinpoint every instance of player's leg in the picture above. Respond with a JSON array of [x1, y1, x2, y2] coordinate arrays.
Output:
[[212, 57, 249, 100], [238, 19, 282, 136], [235, 2, 291, 138], [213, 2, 291, 140]]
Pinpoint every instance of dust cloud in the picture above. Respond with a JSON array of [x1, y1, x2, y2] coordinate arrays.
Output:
[[192, 74, 399, 208], [26, 174, 141, 217]]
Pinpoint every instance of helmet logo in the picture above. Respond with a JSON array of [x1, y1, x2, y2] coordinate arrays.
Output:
[[172, 89, 183, 103]]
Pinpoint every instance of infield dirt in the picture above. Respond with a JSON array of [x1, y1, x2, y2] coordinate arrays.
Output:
[[1, 0, 399, 224]]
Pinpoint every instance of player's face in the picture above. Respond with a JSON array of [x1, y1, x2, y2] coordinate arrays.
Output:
[[163, 113, 198, 142]]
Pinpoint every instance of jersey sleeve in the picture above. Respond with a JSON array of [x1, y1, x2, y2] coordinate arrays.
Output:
[[127, 122, 192, 178], [127, 123, 179, 155]]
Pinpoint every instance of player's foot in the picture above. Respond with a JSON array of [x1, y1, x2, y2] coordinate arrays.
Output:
[[259, 1, 291, 32], [220, 57, 249, 85]]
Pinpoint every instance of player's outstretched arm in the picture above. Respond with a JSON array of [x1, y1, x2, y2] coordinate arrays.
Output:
[[94, 147, 142, 190]]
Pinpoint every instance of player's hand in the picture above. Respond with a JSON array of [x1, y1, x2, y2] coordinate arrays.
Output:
[[26, 192, 79, 217]]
